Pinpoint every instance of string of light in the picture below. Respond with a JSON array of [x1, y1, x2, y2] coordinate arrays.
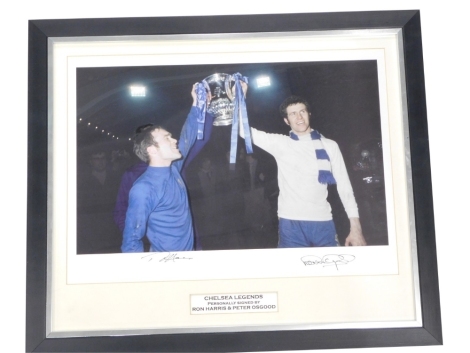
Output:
[[78, 118, 130, 141]]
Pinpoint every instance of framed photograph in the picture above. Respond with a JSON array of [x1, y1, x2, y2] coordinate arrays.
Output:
[[27, 10, 442, 352]]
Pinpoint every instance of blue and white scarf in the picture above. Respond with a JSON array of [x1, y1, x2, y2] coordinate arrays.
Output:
[[289, 130, 336, 185]]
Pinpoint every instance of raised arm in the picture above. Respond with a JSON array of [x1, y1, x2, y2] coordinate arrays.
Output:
[[174, 84, 205, 172]]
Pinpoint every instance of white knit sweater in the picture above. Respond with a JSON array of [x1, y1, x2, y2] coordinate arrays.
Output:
[[249, 127, 359, 221]]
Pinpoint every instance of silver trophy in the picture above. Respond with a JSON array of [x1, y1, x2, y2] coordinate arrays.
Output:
[[203, 73, 235, 126]]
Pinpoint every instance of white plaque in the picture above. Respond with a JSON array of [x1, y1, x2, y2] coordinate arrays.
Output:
[[190, 293, 278, 315]]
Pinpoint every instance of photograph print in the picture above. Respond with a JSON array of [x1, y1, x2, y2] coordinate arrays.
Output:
[[75, 59, 388, 256]]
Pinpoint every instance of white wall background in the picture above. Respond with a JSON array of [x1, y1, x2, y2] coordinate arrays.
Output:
[[3, 1, 467, 352]]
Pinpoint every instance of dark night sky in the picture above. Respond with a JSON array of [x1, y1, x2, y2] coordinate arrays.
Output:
[[76, 60, 381, 159]]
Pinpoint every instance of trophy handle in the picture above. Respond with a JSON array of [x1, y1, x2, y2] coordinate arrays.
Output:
[[225, 75, 235, 101]]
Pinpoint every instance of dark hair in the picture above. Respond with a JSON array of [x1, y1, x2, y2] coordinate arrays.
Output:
[[135, 123, 154, 134], [133, 125, 163, 162], [279, 96, 312, 119]]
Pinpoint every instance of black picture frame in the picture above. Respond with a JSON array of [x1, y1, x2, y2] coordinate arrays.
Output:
[[27, 10, 442, 352]]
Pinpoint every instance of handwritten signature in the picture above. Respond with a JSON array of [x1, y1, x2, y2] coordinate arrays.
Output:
[[140, 252, 193, 263], [300, 254, 355, 270]]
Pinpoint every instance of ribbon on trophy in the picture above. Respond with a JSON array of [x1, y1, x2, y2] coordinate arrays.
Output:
[[229, 73, 253, 165], [195, 82, 208, 140]]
